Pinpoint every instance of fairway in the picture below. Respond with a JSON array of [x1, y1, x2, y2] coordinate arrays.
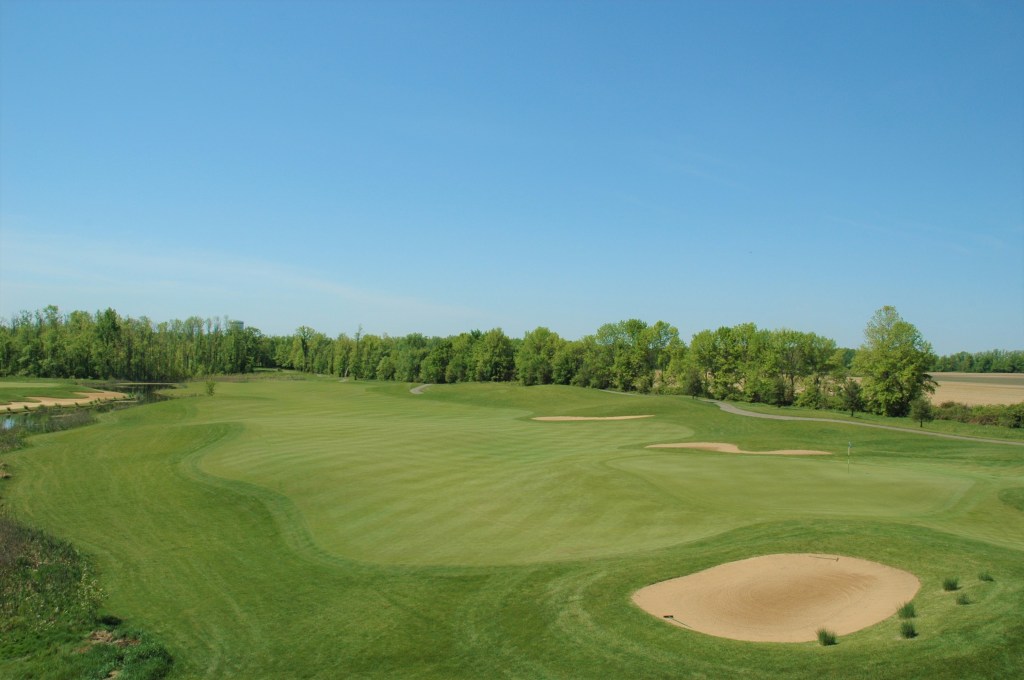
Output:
[[4, 379, 1024, 678]]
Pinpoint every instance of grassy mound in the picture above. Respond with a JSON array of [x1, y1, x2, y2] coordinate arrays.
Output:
[[0, 517, 172, 679]]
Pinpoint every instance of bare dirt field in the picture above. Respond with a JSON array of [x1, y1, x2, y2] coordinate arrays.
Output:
[[646, 442, 831, 455], [632, 553, 920, 643], [930, 373, 1024, 406]]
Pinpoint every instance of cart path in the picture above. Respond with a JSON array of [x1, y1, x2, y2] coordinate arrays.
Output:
[[709, 400, 1024, 446]]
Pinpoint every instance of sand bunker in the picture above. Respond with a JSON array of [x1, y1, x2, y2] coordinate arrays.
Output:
[[532, 415, 655, 421], [3, 390, 129, 411], [646, 442, 831, 456], [632, 553, 920, 642]]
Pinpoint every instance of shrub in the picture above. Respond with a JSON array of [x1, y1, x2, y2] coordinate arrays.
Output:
[[900, 621, 918, 639], [897, 601, 916, 619], [933, 400, 1024, 428], [979, 571, 995, 582], [942, 576, 960, 591], [956, 593, 971, 605], [816, 628, 837, 646]]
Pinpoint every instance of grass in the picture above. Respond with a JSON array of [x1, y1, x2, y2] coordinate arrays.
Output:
[[956, 593, 972, 605], [2, 378, 1023, 679], [897, 601, 916, 619], [900, 621, 918, 639], [979, 571, 995, 582], [943, 577, 961, 591], [816, 628, 837, 646], [727, 399, 1024, 442], [0, 378, 107, 405], [0, 516, 172, 679]]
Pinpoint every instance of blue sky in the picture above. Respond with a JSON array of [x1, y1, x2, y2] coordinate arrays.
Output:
[[1, 0, 1021, 354]]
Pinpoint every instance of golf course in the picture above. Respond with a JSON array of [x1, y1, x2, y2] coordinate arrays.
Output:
[[3, 377, 1023, 678]]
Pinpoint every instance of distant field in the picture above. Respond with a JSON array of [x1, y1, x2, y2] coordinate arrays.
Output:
[[931, 372, 1024, 405], [2, 379, 1022, 679]]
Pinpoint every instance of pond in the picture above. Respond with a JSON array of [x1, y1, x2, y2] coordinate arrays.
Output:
[[2, 383, 176, 432]]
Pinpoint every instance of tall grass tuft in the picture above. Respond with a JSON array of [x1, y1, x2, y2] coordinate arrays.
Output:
[[942, 576, 960, 591], [900, 621, 918, 639], [897, 601, 916, 619], [816, 628, 837, 646], [979, 571, 995, 582], [956, 593, 971, 605]]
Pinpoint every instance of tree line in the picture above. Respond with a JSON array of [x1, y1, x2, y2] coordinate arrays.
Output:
[[3, 304, 1007, 420], [0, 306, 271, 382], [932, 349, 1024, 373]]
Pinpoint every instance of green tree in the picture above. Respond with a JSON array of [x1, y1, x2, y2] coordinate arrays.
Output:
[[516, 327, 563, 386], [419, 338, 451, 384], [445, 332, 480, 383], [840, 378, 864, 417], [853, 306, 936, 417], [474, 328, 515, 382], [909, 396, 935, 428], [393, 334, 428, 382], [551, 340, 585, 385]]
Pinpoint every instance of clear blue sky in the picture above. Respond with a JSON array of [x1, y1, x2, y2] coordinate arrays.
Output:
[[1, 0, 1021, 354]]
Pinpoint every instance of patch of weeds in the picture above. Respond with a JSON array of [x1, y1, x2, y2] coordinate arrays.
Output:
[[816, 628, 837, 646], [897, 601, 916, 619], [900, 621, 918, 639], [0, 427, 27, 454], [956, 593, 971, 605], [978, 571, 994, 582], [0, 516, 173, 679], [942, 576, 960, 591]]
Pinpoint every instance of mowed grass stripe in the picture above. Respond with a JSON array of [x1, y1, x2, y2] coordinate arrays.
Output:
[[192, 380, 1006, 566], [195, 382, 696, 565]]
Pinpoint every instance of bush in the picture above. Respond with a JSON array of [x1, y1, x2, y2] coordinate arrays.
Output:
[[933, 401, 1024, 428], [900, 621, 918, 639], [897, 601, 916, 619], [816, 628, 837, 646], [942, 576, 960, 591], [979, 571, 995, 582], [0, 517, 173, 678], [956, 593, 971, 605]]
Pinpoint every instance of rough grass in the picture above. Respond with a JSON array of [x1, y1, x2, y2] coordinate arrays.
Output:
[[0, 379, 107, 406], [2, 379, 1023, 679], [816, 628, 837, 646], [0, 516, 172, 679], [898, 601, 916, 619]]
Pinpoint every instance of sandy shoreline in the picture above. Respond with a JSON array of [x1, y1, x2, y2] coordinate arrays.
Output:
[[532, 415, 654, 421], [2, 390, 130, 411], [646, 441, 832, 455]]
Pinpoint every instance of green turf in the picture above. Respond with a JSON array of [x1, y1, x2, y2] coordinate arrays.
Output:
[[0, 378, 108, 406], [3, 379, 1023, 678]]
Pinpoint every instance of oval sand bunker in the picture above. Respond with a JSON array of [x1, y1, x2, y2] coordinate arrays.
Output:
[[632, 553, 920, 642]]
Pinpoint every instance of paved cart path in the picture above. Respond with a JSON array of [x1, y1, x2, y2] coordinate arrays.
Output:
[[710, 400, 1024, 447]]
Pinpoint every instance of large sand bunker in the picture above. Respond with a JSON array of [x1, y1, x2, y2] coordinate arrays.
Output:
[[532, 415, 655, 421], [632, 553, 920, 642], [646, 442, 831, 456]]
